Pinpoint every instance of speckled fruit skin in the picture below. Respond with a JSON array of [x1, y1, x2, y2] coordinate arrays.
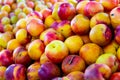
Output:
[[38, 62, 61, 80], [5, 64, 26, 80]]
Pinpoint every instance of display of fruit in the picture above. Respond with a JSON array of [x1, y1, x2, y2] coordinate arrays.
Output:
[[1, 0, 120, 80]]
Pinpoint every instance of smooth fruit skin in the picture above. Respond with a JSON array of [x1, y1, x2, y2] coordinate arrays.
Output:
[[40, 53, 51, 65], [103, 42, 117, 55], [26, 11, 43, 21], [0, 66, 6, 80], [7, 39, 21, 51], [76, 1, 89, 15], [80, 34, 92, 44], [14, 18, 27, 33], [38, 62, 61, 80], [58, 2, 76, 20], [64, 35, 83, 54], [43, 28, 64, 45], [27, 18, 44, 37], [71, 14, 90, 35], [52, 2, 62, 20], [66, 71, 84, 80], [116, 47, 120, 61], [84, 1, 104, 17], [45, 40, 69, 63], [84, 63, 111, 80], [13, 46, 32, 66], [96, 53, 119, 73], [40, 8, 52, 20], [98, 0, 119, 11], [5, 64, 26, 80], [89, 24, 112, 46], [79, 43, 103, 65], [40, 28, 56, 41], [0, 49, 14, 67], [15, 29, 30, 44], [90, 12, 110, 28], [27, 62, 41, 80], [110, 72, 120, 80], [28, 39, 45, 60], [44, 15, 55, 28], [0, 31, 14, 48], [62, 55, 86, 74]]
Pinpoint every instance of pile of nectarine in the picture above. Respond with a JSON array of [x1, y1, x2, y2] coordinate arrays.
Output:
[[1, 0, 120, 80]]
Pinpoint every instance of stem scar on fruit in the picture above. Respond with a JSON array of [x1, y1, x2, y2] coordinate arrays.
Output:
[[111, 14, 114, 16]]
